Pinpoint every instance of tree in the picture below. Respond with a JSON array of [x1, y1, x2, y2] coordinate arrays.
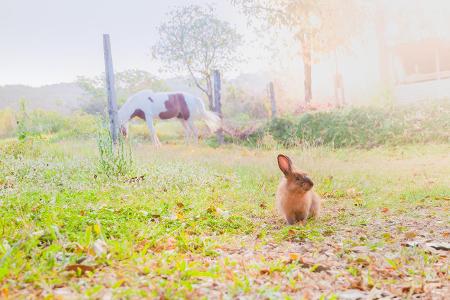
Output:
[[153, 5, 242, 110], [78, 69, 168, 114], [233, 0, 366, 104]]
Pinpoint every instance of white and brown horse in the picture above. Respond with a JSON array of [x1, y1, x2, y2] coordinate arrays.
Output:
[[118, 90, 220, 146]]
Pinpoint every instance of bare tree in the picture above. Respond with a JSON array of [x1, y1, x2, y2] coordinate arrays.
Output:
[[153, 5, 242, 110]]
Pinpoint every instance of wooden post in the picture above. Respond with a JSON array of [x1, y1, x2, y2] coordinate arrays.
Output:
[[269, 82, 276, 118], [213, 70, 224, 145], [103, 34, 119, 143]]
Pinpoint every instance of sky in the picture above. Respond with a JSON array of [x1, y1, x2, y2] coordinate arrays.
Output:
[[2, 0, 450, 103], [0, 0, 265, 86]]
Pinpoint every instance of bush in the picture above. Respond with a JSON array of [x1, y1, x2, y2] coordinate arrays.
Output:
[[248, 101, 450, 148], [0, 105, 96, 140], [0, 109, 16, 138], [0, 139, 41, 159], [96, 120, 135, 177]]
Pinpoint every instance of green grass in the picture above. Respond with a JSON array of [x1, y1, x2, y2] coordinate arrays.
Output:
[[0, 138, 449, 299], [249, 101, 450, 148]]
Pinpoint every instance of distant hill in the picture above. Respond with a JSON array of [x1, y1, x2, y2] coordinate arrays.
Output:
[[0, 83, 87, 114], [0, 73, 269, 114]]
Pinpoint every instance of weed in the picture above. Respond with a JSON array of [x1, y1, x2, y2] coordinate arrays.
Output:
[[96, 119, 134, 177]]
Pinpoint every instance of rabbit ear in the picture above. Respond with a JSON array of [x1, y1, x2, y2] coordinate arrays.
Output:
[[277, 154, 292, 176]]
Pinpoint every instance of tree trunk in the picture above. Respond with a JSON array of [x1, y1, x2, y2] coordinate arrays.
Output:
[[301, 34, 312, 104], [206, 76, 214, 110], [269, 82, 276, 118], [213, 70, 224, 145], [207, 93, 214, 111]]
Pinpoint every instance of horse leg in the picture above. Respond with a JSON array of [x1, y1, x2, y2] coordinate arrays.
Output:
[[145, 118, 160, 147], [180, 120, 192, 144], [188, 118, 198, 144]]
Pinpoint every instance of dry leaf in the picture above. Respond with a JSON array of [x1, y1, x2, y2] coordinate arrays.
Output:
[[65, 264, 96, 274], [289, 253, 300, 260], [404, 231, 417, 239], [206, 207, 216, 214], [1, 287, 8, 298], [259, 268, 270, 275], [425, 242, 450, 251], [381, 207, 389, 213]]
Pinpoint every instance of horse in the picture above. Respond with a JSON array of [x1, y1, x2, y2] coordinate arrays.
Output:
[[118, 90, 220, 146]]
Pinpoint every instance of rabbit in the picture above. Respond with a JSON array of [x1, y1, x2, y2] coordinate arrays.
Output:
[[276, 154, 321, 225]]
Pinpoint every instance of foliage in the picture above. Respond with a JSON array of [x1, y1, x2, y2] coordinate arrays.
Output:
[[235, 0, 365, 51], [153, 4, 242, 109], [0, 109, 16, 139], [233, 0, 367, 103], [248, 101, 450, 148], [16, 100, 29, 141], [0, 107, 96, 141], [223, 84, 269, 120], [78, 69, 169, 114], [96, 119, 134, 178]]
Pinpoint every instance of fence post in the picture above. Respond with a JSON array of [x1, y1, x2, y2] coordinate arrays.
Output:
[[213, 70, 224, 145], [269, 82, 276, 118], [103, 34, 119, 143]]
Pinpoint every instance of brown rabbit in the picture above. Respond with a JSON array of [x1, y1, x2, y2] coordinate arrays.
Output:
[[276, 154, 321, 225]]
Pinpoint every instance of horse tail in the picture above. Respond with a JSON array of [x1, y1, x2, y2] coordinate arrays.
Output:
[[202, 110, 221, 132], [197, 98, 221, 132]]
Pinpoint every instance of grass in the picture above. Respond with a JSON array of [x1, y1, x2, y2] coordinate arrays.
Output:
[[249, 101, 450, 148], [0, 137, 449, 299]]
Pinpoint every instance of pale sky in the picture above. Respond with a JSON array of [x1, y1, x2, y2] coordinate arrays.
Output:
[[0, 0, 265, 86], [2, 0, 450, 104]]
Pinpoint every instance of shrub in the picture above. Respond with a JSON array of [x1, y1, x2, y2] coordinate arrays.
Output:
[[247, 101, 450, 148], [0, 109, 16, 138], [0, 104, 96, 141], [96, 119, 135, 177]]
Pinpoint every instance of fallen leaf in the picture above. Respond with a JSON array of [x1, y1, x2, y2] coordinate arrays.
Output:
[[65, 264, 96, 274], [425, 242, 450, 251], [1, 287, 8, 298], [259, 268, 270, 275], [93, 223, 101, 235], [404, 231, 417, 239], [310, 264, 329, 272], [351, 246, 369, 253], [289, 253, 300, 260], [338, 289, 368, 300], [381, 207, 389, 213]]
